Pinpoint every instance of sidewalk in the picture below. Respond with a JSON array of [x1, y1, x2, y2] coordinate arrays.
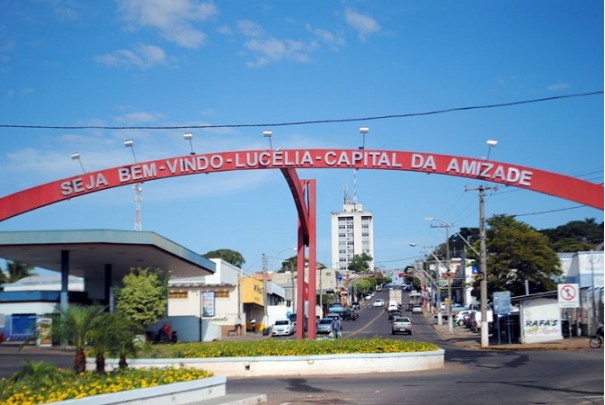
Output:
[[432, 322, 592, 351]]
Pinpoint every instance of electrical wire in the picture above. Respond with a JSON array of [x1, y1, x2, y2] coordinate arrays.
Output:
[[0, 91, 601, 131]]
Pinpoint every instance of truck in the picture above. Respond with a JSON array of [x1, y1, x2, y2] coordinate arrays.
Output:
[[408, 292, 423, 310], [388, 287, 403, 309]]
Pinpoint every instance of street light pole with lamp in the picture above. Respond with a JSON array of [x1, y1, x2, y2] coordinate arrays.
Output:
[[425, 217, 454, 334], [263, 130, 273, 150]]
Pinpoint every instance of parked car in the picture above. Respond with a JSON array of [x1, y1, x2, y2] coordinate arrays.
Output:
[[455, 310, 473, 326], [328, 302, 345, 314], [392, 316, 413, 335], [341, 309, 359, 321], [324, 313, 342, 322], [411, 305, 423, 314], [373, 299, 385, 307], [316, 318, 334, 335], [272, 319, 295, 336]]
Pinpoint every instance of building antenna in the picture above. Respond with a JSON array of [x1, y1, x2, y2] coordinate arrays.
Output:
[[353, 169, 358, 206]]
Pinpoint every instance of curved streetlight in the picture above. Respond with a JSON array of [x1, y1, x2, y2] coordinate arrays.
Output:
[[359, 127, 369, 150], [70, 152, 86, 173], [485, 139, 498, 160], [263, 130, 273, 150], [183, 133, 195, 155]]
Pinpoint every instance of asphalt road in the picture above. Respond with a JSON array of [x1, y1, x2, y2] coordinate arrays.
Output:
[[229, 290, 604, 405], [1, 290, 602, 405]]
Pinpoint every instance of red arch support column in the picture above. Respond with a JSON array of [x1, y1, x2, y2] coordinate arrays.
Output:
[[281, 169, 317, 339]]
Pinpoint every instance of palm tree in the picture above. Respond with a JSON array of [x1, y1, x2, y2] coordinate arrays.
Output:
[[107, 313, 144, 370], [52, 305, 106, 374], [4, 261, 35, 283]]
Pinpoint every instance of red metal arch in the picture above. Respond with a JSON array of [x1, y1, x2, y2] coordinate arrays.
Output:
[[0, 148, 601, 341], [0, 149, 601, 221]]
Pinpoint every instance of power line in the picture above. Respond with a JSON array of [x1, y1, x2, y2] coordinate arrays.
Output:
[[0, 91, 601, 131], [512, 205, 589, 218]]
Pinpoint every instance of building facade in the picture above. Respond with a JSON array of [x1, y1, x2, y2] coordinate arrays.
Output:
[[331, 199, 374, 272]]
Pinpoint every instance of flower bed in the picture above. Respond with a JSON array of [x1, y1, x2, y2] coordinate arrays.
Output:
[[138, 337, 439, 358], [0, 367, 214, 405]]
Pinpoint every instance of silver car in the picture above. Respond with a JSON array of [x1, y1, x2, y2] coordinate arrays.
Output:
[[392, 316, 412, 335], [316, 318, 333, 334]]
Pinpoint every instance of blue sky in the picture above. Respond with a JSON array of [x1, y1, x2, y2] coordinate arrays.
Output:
[[0, 1, 603, 276]]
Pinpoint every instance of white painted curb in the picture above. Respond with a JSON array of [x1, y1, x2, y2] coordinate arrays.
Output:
[[49, 376, 226, 405], [88, 350, 444, 377]]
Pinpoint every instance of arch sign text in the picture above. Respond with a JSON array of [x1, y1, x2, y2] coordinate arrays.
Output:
[[0, 148, 602, 221]]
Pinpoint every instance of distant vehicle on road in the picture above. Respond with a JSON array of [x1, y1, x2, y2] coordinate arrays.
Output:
[[392, 316, 413, 335], [316, 318, 333, 335], [272, 319, 295, 336], [328, 302, 345, 314], [341, 309, 359, 321], [373, 299, 385, 307], [412, 305, 423, 314]]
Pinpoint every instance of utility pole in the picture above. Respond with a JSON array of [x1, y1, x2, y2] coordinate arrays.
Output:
[[262, 254, 268, 333], [430, 223, 452, 333], [465, 184, 497, 348]]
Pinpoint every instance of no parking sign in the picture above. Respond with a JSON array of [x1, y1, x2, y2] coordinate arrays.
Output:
[[558, 283, 580, 308]]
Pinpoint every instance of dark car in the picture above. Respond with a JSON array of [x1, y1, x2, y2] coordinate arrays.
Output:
[[341, 309, 359, 321], [388, 309, 400, 320]]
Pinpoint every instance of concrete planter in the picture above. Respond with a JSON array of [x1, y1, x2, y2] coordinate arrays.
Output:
[[50, 376, 226, 405], [87, 349, 444, 378]]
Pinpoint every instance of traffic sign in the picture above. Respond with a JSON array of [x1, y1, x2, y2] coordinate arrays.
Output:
[[558, 283, 580, 308]]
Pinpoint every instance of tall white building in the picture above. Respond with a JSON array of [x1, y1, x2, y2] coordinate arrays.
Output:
[[331, 198, 374, 272]]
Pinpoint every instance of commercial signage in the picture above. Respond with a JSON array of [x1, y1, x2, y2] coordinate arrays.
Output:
[[493, 291, 511, 315], [240, 277, 265, 306], [202, 291, 215, 317]]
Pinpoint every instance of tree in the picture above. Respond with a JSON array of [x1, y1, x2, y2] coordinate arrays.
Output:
[[347, 253, 373, 273], [471, 215, 562, 298], [349, 277, 375, 298], [1, 261, 35, 284], [52, 305, 106, 374], [540, 218, 604, 252], [108, 313, 144, 370], [203, 249, 245, 268], [277, 255, 326, 273], [115, 267, 167, 328]]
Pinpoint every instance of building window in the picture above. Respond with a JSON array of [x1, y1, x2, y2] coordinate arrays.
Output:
[[169, 291, 188, 299], [215, 290, 230, 298]]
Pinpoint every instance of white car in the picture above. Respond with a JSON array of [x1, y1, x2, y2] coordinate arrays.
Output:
[[373, 299, 385, 307], [272, 319, 295, 336], [392, 316, 413, 335], [412, 305, 423, 314]]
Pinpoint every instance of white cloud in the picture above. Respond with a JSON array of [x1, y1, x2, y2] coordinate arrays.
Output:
[[243, 38, 316, 68], [95, 44, 168, 69], [113, 111, 165, 124], [117, 0, 217, 48], [547, 83, 571, 91], [307, 25, 345, 49], [238, 20, 263, 38], [344, 8, 380, 41]]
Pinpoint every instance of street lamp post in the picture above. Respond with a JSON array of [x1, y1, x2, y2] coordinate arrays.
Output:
[[183, 133, 195, 155], [359, 127, 369, 149], [426, 217, 453, 334], [263, 130, 273, 149], [70, 152, 86, 173]]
